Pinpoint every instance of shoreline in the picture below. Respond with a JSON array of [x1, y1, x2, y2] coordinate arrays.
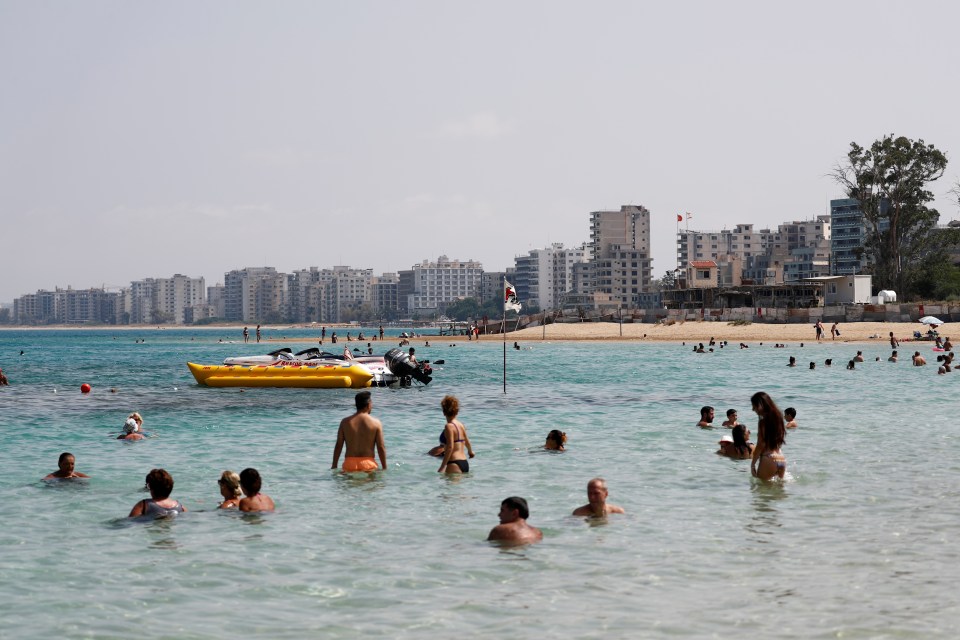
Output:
[[0, 321, 947, 346]]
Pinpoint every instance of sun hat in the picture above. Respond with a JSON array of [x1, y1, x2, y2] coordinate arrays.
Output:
[[123, 418, 139, 433]]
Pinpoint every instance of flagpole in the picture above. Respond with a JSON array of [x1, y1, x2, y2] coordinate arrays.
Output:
[[502, 277, 507, 394]]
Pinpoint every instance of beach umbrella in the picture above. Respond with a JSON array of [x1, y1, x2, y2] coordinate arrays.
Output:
[[919, 316, 945, 326]]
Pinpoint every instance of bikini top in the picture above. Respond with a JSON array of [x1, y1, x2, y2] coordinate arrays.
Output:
[[439, 423, 465, 445]]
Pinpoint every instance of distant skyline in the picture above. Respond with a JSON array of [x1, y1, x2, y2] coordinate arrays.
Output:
[[3, 1, 960, 302]]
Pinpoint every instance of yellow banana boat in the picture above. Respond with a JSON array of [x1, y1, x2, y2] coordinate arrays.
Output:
[[187, 361, 374, 389]]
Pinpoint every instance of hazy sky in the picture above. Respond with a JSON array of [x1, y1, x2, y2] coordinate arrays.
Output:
[[3, 1, 960, 303]]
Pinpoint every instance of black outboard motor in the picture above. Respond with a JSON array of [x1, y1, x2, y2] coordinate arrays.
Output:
[[384, 348, 432, 385]]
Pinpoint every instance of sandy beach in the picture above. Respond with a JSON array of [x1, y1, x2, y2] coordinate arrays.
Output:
[[488, 320, 945, 345], [1, 320, 947, 346]]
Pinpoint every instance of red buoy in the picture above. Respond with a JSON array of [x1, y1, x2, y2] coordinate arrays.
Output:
[[80, 383, 92, 394]]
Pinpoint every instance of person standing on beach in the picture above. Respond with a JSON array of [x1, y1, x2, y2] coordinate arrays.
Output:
[[815, 320, 824, 342], [572, 478, 625, 517], [890, 332, 899, 349], [379, 325, 384, 340], [697, 406, 714, 428], [487, 497, 542, 545], [831, 323, 840, 340], [332, 391, 387, 472], [243, 327, 249, 343], [750, 392, 787, 481]]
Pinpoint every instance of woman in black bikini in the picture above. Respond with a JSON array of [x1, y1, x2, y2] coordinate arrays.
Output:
[[438, 395, 474, 474], [750, 392, 786, 480]]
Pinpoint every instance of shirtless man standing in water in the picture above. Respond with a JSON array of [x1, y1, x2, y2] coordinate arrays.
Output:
[[332, 391, 387, 472], [572, 478, 625, 517]]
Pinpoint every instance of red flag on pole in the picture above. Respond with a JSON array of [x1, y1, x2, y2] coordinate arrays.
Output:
[[677, 214, 683, 222]]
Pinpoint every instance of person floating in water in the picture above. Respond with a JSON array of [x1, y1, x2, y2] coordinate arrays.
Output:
[[721, 409, 742, 428], [697, 406, 714, 428], [238, 468, 275, 512], [332, 391, 387, 472], [217, 470, 242, 509], [487, 496, 542, 545], [572, 478, 625, 517], [0, 368, 8, 386], [544, 429, 566, 451], [117, 418, 145, 441], [44, 452, 90, 480], [129, 469, 186, 518], [784, 407, 798, 429]]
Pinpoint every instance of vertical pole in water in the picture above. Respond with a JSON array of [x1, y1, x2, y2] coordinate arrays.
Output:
[[502, 309, 507, 394]]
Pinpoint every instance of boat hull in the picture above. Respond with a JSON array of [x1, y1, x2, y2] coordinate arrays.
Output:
[[187, 362, 374, 389]]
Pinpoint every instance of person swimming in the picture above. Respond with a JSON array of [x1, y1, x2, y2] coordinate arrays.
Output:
[[44, 452, 90, 480], [544, 430, 566, 451]]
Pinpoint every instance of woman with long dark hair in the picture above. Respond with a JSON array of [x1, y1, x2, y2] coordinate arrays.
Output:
[[750, 392, 786, 480], [718, 424, 753, 459]]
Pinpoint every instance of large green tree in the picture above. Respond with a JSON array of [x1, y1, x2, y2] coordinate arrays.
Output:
[[832, 135, 948, 298]]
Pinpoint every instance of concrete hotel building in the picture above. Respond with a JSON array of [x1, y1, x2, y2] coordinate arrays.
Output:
[[399, 256, 483, 315], [589, 205, 653, 305], [513, 243, 588, 310]]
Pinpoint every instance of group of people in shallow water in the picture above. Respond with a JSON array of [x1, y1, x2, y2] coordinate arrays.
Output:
[[44, 455, 275, 515], [45, 389, 622, 544], [698, 392, 795, 481]]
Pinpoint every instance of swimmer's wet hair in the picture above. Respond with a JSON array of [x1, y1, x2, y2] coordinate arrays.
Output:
[[502, 496, 529, 519], [700, 406, 713, 417], [146, 469, 174, 499], [441, 395, 459, 416], [726, 409, 737, 417], [240, 468, 261, 495], [59, 452, 74, 463], [784, 407, 796, 418]]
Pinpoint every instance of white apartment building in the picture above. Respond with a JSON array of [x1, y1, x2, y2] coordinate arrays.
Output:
[[403, 256, 483, 314], [315, 266, 373, 323], [224, 267, 278, 322], [127, 275, 205, 324], [513, 243, 588, 310]]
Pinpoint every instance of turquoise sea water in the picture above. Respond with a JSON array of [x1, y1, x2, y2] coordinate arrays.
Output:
[[1, 328, 958, 639]]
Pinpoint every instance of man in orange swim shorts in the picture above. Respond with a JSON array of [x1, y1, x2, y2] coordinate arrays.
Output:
[[332, 391, 387, 472]]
